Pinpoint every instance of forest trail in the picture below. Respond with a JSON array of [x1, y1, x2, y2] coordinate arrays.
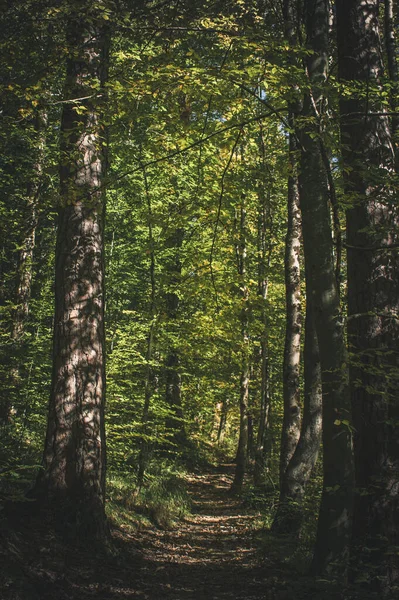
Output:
[[134, 465, 274, 600], [1, 466, 347, 600]]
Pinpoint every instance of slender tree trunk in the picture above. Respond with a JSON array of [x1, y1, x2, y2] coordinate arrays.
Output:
[[247, 413, 254, 459], [253, 328, 271, 485], [272, 297, 322, 534], [164, 227, 187, 448], [231, 201, 250, 494], [254, 188, 272, 486], [300, 0, 354, 576], [12, 109, 46, 340], [336, 0, 399, 591], [137, 169, 157, 486], [280, 0, 303, 485], [0, 110, 46, 426], [34, 8, 109, 540], [280, 123, 302, 482], [216, 397, 229, 445]]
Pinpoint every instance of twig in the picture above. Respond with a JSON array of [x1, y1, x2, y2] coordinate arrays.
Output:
[[115, 109, 282, 183], [209, 130, 242, 311]]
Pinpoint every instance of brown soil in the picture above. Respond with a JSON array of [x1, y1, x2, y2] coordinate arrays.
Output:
[[135, 465, 276, 599]]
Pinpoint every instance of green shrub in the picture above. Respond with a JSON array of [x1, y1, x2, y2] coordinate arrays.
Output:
[[107, 465, 191, 531]]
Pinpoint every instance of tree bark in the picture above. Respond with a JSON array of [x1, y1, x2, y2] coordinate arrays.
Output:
[[231, 201, 250, 494], [137, 168, 157, 486], [336, 0, 399, 591], [164, 227, 187, 449], [280, 122, 302, 483], [34, 7, 109, 540], [272, 297, 322, 534], [279, 0, 303, 485], [300, 0, 354, 576], [216, 397, 229, 444], [384, 0, 398, 160], [254, 187, 272, 486]]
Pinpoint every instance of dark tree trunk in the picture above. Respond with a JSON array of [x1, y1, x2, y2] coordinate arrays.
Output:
[[336, 0, 399, 591], [12, 110, 46, 342], [164, 227, 187, 449], [300, 0, 354, 576], [34, 8, 109, 540], [384, 0, 398, 160], [272, 297, 322, 534]]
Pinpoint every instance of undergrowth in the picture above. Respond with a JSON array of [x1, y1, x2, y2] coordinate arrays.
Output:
[[241, 465, 323, 575], [107, 464, 191, 531]]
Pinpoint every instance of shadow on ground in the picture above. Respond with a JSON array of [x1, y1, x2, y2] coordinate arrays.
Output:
[[0, 466, 379, 600]]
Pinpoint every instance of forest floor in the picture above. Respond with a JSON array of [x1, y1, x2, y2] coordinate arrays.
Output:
[[0, 465, 373, 600]]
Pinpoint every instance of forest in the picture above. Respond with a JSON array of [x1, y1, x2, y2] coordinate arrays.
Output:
[[0, 0, 398, 598]]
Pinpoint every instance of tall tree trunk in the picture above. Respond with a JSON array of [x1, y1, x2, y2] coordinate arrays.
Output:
[[384, 0, 398, 160], [336, 0, 399, 591], [280, 0, 303, 485], [164, 227, 187, 449], [253, 323, 271, 486], [216, 397, 229, 445], [272, 297, 322, 534], [280, 122, 302, 482], [231, 201, 250, 494], [137, 169, 157, 486], [254, 188, 272, 486], [34, 7, 109, 540], [300, 0, 354, 576]]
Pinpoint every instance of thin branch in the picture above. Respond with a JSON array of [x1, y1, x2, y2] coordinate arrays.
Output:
[[229, 79, 290, 128], [127, 26, 241, 35], [344, 243, 399, 252], [50, 94, 102, 105], [210, 130, 242, 311], [115, 109, 282, 183], [195, 41, 234, 197]]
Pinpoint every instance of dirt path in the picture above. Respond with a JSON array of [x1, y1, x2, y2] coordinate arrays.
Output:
[[3, 466, 349, 600], [134, 465, 276, 600]]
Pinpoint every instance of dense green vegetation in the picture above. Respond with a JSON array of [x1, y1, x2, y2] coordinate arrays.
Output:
[[1, 1, 398, 598]]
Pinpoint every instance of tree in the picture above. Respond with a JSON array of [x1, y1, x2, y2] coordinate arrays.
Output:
[[164, 223, 188, 450], [279, 0, 302, 487], [34, 2, 110, 539], [272, 295, 322, 534], [254, 167, 273, 486], [299, 0, 353, 575], [336, 0, 399, 590], [231, 193, 250, 494]]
